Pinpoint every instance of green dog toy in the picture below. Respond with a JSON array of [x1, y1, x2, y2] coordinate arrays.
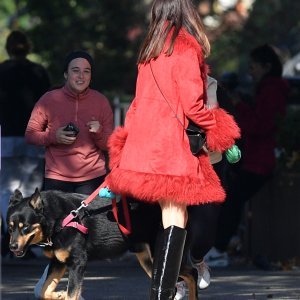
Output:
[[225, 145, 241, 164]]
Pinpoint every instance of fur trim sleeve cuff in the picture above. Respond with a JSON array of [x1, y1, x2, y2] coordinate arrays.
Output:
[[108, 126, 128, 170], [206, 108, 241, 152]]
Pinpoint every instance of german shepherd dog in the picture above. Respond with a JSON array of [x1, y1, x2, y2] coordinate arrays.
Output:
[[7, 189, 198, 300]]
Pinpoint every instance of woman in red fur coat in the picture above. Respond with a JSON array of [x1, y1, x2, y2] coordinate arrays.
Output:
[[106, 0, 240, 298]]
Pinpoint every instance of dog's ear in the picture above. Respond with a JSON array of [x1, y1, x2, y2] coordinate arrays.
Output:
[[9, 189, 24, 206], [29, 188, 43, 211]]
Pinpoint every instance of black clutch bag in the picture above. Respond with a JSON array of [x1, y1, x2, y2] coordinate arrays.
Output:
[[185, 120, 206, 155]]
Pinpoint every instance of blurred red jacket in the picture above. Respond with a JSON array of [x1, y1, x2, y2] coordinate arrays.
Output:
[[236, 76, 289, 175]]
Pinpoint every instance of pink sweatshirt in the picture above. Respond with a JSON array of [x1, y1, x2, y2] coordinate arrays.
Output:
[[25, 85, 114, 182]]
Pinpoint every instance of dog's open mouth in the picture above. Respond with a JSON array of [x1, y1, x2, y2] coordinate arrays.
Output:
[[12, 250, 26, 257], [11, 235, 35, 258]]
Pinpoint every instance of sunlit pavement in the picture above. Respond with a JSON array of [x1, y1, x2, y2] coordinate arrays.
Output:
[[2, 253, 300, 300]]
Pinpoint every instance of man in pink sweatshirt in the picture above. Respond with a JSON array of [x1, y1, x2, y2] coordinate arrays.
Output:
[[26, 50, 114, 194]]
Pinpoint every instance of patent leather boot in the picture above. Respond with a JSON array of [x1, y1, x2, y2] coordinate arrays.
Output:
[[150, 225, 187, 300]]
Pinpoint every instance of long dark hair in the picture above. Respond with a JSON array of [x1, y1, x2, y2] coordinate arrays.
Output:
[[138, 0, 210, 64], [250, 44, 283, 77]]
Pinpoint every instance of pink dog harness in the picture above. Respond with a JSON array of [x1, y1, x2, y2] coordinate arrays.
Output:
[[61, 184, 131, 235]]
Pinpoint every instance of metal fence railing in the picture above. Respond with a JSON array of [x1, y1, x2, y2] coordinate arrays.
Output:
[[112, 96, 130, 127]]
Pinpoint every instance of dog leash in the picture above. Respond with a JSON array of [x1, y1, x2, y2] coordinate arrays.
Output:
[[61, 184, 132, 235]]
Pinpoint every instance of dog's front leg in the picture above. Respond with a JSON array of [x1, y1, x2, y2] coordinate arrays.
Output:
[[134, 243, 153, 278], [35, 260, 67, 299], [66, 257, 87, 300]]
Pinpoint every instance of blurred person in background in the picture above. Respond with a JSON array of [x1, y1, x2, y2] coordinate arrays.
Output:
[[0, 30, 50, 258], [206, 44, 289, 269]]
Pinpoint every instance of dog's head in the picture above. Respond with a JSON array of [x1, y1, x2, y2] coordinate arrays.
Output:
[[7, 188, 46, 257]]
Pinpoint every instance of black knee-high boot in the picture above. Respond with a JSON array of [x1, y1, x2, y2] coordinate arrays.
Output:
[[150, 225, 187, 300]]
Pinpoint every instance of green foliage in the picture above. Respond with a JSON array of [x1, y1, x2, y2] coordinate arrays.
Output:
[[1, 0, 300, 97], [0, 0, 148, 96], [208, 30, 241, 76], [25, 0, 148, 94], [208, 0, 300, 77], [241, 0, 300, 53]]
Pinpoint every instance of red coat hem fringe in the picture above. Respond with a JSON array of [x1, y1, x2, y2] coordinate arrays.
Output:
[[106, 168, 226, 205]]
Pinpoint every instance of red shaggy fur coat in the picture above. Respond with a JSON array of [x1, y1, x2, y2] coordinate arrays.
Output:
[[106, 29, 240, 205]]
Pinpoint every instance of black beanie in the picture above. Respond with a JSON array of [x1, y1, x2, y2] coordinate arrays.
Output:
[[63, 50, 94, 73]]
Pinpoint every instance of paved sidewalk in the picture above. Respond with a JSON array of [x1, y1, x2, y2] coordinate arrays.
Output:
[[2, 254, 300, 300]]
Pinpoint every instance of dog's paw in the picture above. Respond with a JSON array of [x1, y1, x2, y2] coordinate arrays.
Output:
[[44, 290, 66, 299], [99, 187, 116, 199], [34, 264, 68, 299], [54, 290, 67, 299]]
